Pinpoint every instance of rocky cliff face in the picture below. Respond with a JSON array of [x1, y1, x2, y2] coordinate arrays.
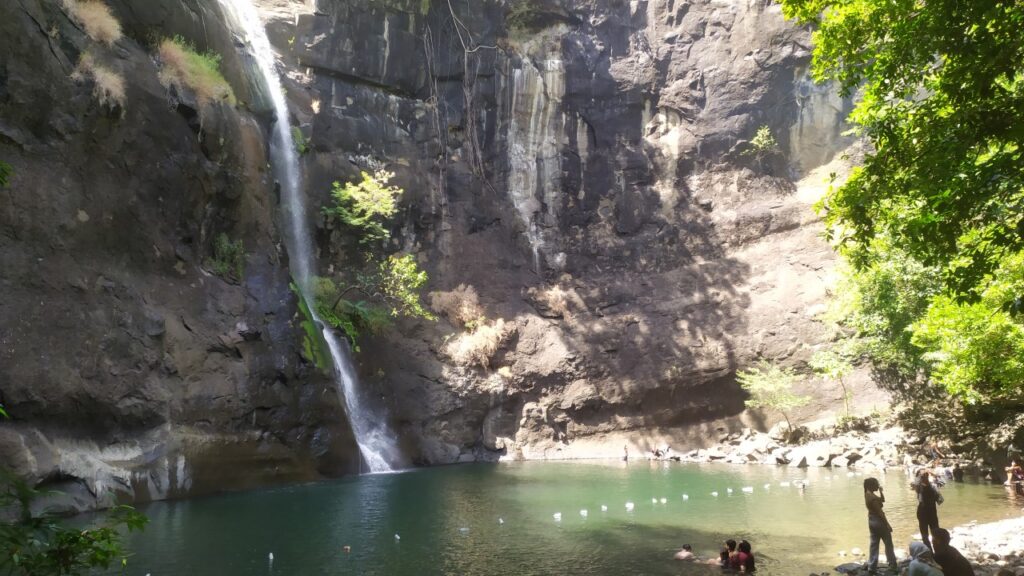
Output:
[[0, 0, 358, 512], [280, 0, 884, 464], [0, 0, 884, 509]]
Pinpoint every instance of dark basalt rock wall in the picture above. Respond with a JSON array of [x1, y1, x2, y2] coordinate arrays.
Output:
[[0, 0, 357, 512], [0, 0, 881, 509], [279, 0, 876, 464]]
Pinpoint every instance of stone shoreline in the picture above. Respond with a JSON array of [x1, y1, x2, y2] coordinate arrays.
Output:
[[663, 421, 906, 470], [946, 516, 1024, 576], [827, 516, 1024, 576]]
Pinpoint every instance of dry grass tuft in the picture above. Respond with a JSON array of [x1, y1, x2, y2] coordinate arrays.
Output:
[[64, 0, 122, 45], [157, 37, 236, 106], [444, 319, 514, 369], [429, 284, 485, 328], [528, 284, 582, 319], [72, 51, 125, 109]]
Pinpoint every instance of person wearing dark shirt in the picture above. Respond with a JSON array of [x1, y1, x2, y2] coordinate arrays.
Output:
[[736, 540, 756, 572], [864, 477, 897, 573], [952, 463, 964, 482], [932, 528, 975, 576], [720, 539, 737, 568], [913, 469, 943, 549]]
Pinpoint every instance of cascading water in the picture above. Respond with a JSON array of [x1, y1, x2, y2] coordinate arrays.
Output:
[[505, 37, 566, 273], [216, 0, 403, 473]]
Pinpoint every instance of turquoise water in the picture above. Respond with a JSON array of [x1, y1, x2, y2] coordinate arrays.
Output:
[[109, 461, 1022, 575]]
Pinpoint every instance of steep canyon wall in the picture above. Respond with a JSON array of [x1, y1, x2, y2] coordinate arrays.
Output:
[[0, 0, 883, 509]]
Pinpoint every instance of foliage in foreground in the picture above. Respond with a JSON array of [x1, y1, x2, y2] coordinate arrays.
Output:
[[780, 0, 1024, 447], [157, 36, 235, 106], [0, 470, 147, 576], [736, 362, 810, 433]]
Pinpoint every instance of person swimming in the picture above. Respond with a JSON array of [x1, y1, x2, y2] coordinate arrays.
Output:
[[674, 543, 695, 561], [736, 540, 756, 572]]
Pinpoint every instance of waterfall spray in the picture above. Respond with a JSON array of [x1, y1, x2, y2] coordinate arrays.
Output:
[[216, 0, 403, 472]]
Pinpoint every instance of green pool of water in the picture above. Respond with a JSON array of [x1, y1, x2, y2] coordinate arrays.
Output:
[[110, 461, 1022, 575]]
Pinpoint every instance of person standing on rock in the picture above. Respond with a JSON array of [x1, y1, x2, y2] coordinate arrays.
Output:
[[932, 528, 975, 576], [864, 477, 898, 574], [913, 469, 943, 550]]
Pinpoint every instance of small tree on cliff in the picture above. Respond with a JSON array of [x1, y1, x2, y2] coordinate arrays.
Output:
[[809, 347, 855, 417], [737, 362, 810, 438], [317, 170, 433, 347]]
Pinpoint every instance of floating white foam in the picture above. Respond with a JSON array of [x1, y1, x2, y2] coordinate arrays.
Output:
[[625, 502, 635, 511], [460, 527, 470, 533], [726, 488, 733, 494], [742, 486, 754, 493], [659, 497, 667, 504], [711, 491, 719, 497], [580, 509, 588, 517], [780, 481, 791, 487], [553, 513, 562, 522], [682, 494, 689, 500], [498, 518, 504, 525], [651, 497, 658, 504], [764, 483, 771, 489], [851, 547, 863, 556], [394, 534, 401, 541], [838, 550, 847, 557], [269, 552, 274, 560], [600, 505, 608, 512]]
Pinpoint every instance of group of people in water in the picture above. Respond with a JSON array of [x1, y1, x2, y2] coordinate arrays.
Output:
[[862, 469, 975, 575], [673, 538, 757, 572]]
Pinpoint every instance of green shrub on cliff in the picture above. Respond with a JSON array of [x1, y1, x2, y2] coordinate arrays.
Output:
[[324, 170, 402, 243], [317, 171, 433, 347], [313, 255, 434, 347], [207, 233, 244, 281], [292, 126, 309, 155], [291, 282, 331, 370], [157, 36, 235, 106], [507, 0, 546, 33], [0, 162, 11, 187], [744, 125, 779, 157], [0, 470, 147, 576]]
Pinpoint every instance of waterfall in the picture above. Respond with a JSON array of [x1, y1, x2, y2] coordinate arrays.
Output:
[[216, 0, 403, 473], [505, 42, 566, 273]]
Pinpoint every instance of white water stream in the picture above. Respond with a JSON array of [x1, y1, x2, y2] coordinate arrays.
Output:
[[216, 0, 403, 473]]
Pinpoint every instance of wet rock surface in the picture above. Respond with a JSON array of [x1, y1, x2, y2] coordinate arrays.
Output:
[[0, 0, 357, 511], [3, 0, 887, 506], [280, 0, 874, 464]]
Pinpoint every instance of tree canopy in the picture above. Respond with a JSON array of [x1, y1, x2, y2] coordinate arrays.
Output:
[[780, 0, 1024, 441]]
